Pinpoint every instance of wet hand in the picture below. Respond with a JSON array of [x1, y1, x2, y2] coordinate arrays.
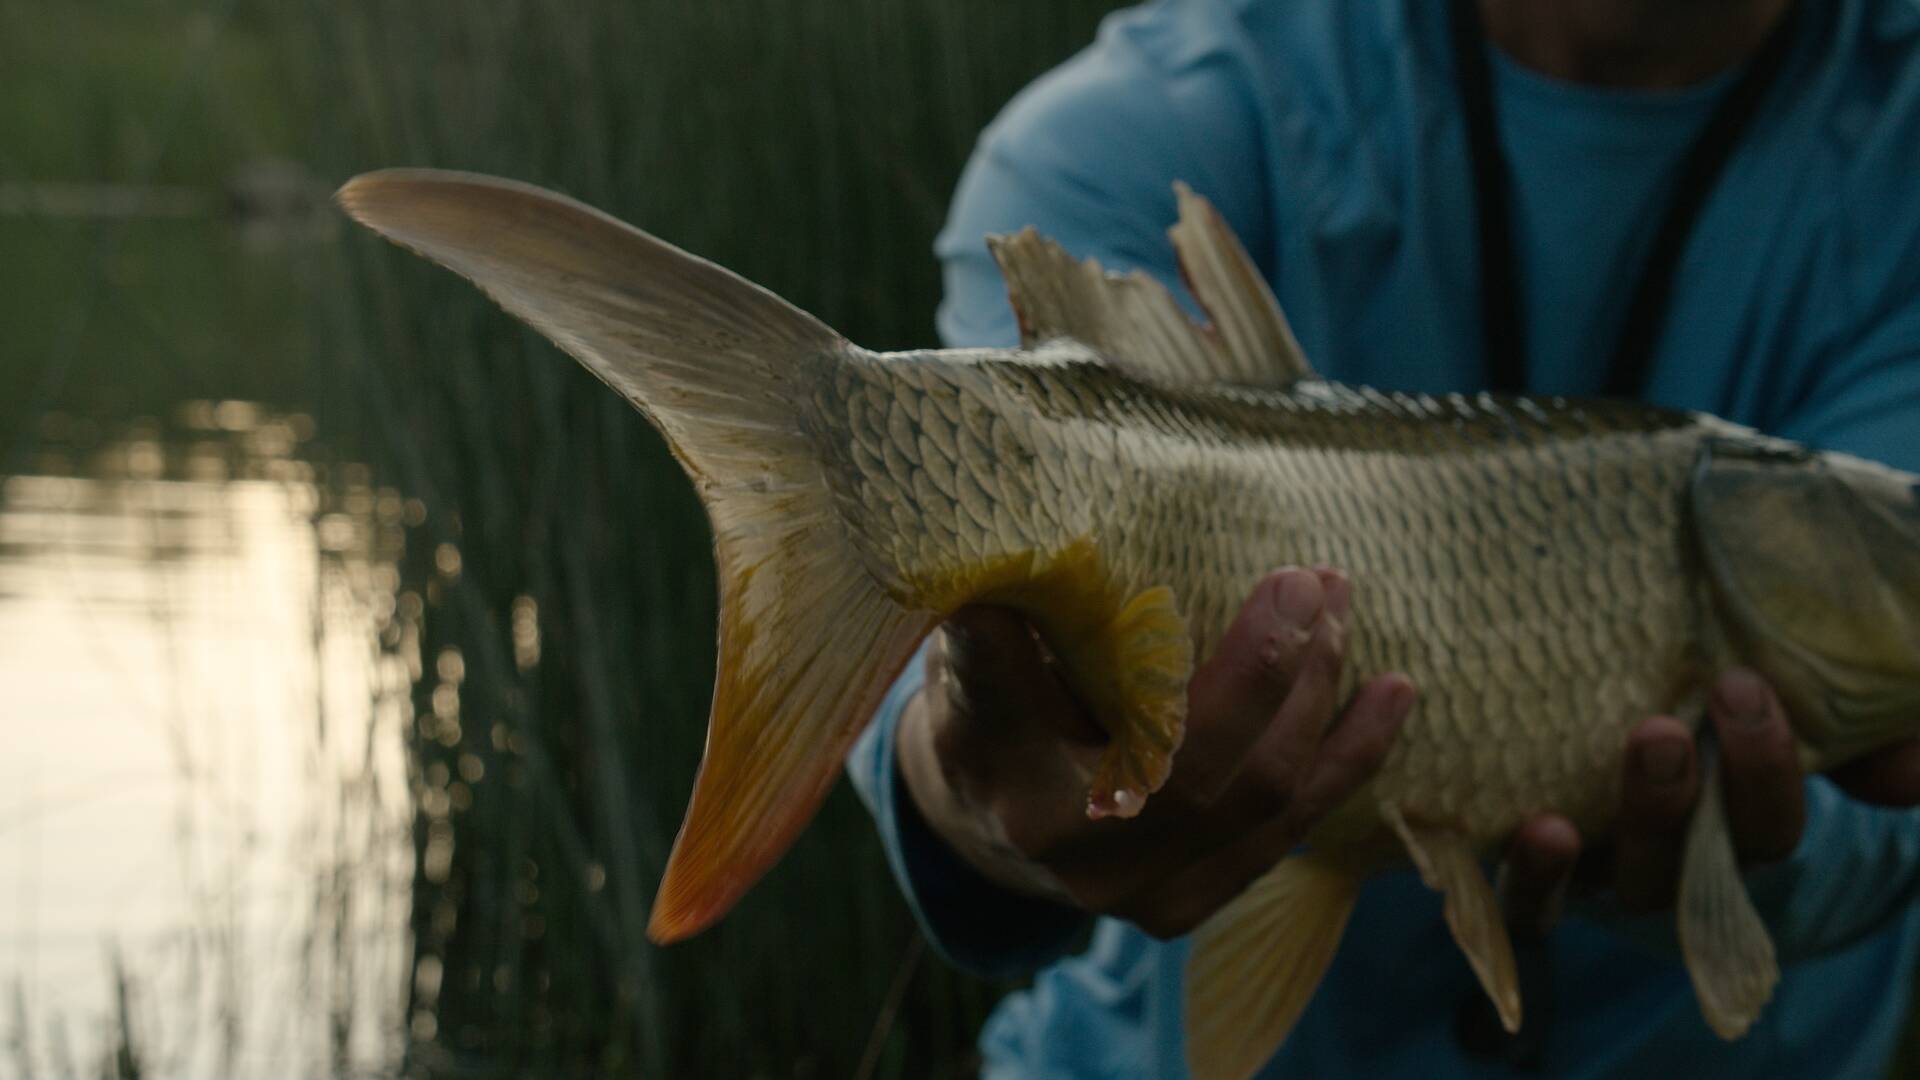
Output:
[[897, 566, 1414, 939], [1501, 669, 1920, 933]]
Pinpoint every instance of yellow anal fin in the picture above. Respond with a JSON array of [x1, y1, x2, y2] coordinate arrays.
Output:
[[974, 542, 1192, 820], [1185, 855, 1360, 1080], [1383, 804, 1522, 1033], [1678, 746, 1779, 1038]]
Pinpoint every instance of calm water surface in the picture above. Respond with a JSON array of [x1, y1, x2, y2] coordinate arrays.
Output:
[[0, 405, 414, 1077]]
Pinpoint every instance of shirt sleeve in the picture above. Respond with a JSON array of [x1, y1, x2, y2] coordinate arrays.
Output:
[[934, 8, 1274, 350], [1745, 780, 1920, 962], [848, 15, 1272, 977]]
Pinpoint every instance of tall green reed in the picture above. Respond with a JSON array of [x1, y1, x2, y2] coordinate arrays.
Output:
[[278, 2, 1122, 1074]]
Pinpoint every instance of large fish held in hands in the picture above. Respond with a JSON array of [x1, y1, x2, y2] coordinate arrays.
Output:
[[338, 169, 1920, 1080]]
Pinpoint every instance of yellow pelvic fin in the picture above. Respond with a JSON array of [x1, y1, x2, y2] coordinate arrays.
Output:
[[1184, 855, 1360, 1080], [1678, 746, 1779, 1038], [1383, 804, 1522, 1034], [966, 540, 1193, 820]]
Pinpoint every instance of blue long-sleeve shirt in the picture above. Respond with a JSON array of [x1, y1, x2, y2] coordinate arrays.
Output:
[[850, 0, 1920, 1075]]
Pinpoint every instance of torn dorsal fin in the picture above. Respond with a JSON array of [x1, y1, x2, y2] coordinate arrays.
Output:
[[1169, 181, 1314, 385], [987, 227, 1228, 384], [985, 184, 1315, 390]]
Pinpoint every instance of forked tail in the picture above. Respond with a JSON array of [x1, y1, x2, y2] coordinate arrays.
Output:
[[338, 170, 937, 943]]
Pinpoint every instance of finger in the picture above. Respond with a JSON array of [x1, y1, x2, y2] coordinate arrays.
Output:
[[1098, 591, 1367, 903], [1499, 815, 1581, 941], [1173, 568, 1326, 802], [1710, 669, 1805, 864], [1203, 673, 1410, 896], [1311, 564, 1353, 653], [1612, 715, 1698, 912], [1281, 673, 1413, 827], [1825, 738, 1920, 807], [1116, 674, 1413, 938], [1248, 568, 1356, 787], [1210, 608, 1346, 821]]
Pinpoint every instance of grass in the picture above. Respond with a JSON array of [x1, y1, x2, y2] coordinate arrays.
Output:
[[0, 1, 296, 185]]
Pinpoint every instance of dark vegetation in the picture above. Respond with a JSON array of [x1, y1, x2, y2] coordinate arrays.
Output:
[[6, 0, 1126, 1074]]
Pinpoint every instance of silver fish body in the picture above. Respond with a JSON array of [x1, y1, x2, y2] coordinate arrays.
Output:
[[338, 169, 1920, 1080]]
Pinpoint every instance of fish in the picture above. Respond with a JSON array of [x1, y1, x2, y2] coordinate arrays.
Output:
[[336, 169, 1920, 1080]]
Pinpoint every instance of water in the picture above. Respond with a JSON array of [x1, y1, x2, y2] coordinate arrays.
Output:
[[0, 407, 413, 1077]]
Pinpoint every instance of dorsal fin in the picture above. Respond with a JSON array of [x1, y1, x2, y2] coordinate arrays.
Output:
[[987, 228, 1226, 384], [1168, 181, 1313, 384], [985, 184, 1315, 388]]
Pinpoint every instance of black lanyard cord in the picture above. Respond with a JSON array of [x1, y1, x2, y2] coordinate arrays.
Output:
[[1448, 0, 1803, 396], [1449, 0, 1526, 394]]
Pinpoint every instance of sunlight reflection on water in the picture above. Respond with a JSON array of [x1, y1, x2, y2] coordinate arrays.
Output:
[[0, 405, 414, 1078]]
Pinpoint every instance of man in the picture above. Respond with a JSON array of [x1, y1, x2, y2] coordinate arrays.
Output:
[[849, 0, 1920, 1075]]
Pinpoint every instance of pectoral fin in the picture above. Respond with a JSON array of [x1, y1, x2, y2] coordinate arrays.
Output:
[[1184, 855, 1359, 1080], [1384, 804, 1522, 1033], [1678, 746, 1779, 1038]]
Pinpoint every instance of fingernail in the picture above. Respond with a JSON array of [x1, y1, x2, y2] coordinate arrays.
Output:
[[1326, 582, 1353, 624], [1386, 678, 1417, 722], [1714, 670, 1772, 728], [1271, 570, 1321, 631], [1638, 738, 1688, 784]]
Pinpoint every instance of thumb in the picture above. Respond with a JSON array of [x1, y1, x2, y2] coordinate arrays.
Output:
[[939, 605, 1104, 745]]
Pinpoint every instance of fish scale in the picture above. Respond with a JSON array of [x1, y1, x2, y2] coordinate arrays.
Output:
[[340, 169, 1920, 1080]]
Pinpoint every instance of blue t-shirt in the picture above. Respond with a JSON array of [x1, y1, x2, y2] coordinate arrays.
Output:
[[850, 0, 1920, 1076]]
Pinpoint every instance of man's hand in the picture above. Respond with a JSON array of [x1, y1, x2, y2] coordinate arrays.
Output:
[[897, 566, 1413, 939], [1502, 669, 1920, 937]]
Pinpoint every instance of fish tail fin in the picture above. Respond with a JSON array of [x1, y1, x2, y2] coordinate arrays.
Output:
[[1185, 855, 1359, 1080], [337, 170, 937, 943]]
